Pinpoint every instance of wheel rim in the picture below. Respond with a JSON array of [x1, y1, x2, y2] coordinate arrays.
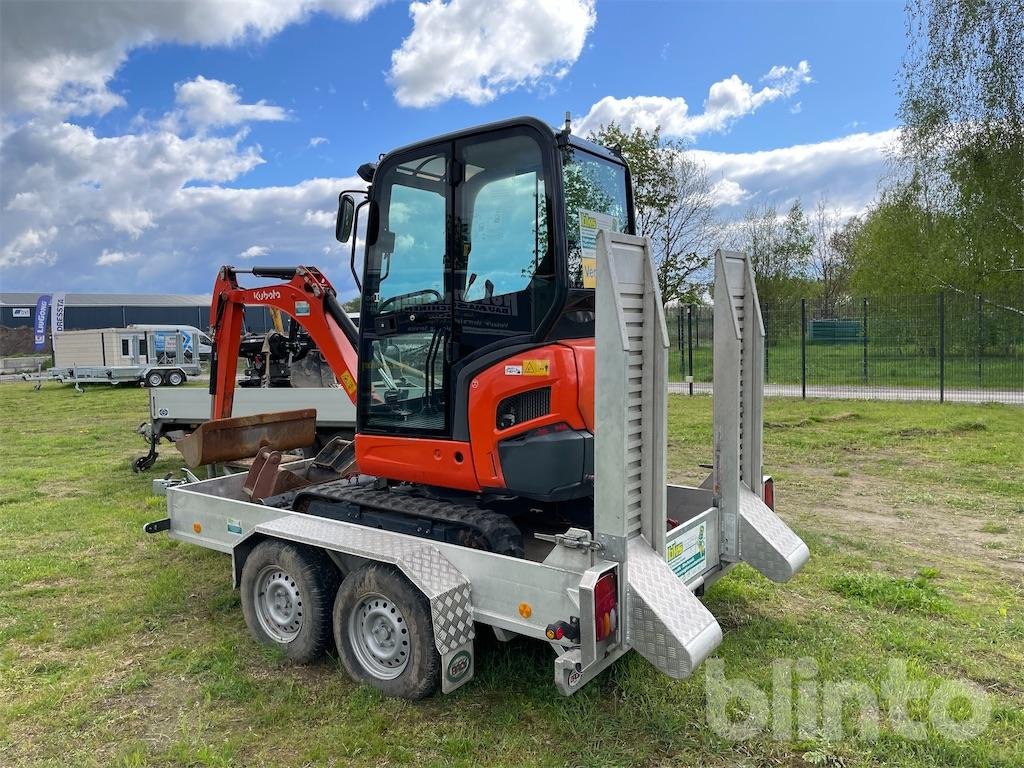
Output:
[[348, 592, 409, 680], [148, 373, 162, 386], [169, 372, 183, 385], [253, 564, 303, 643]]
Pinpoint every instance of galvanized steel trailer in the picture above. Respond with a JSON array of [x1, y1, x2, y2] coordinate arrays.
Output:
[[148, 238, 808, 697]]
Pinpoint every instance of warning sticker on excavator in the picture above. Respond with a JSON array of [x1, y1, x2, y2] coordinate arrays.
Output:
[[523, 359, 550, 376], [339, 371, 356, 395], [578, 209, 615, 289]]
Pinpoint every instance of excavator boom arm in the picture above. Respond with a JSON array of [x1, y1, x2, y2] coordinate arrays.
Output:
[[208, 266, 360, 419]]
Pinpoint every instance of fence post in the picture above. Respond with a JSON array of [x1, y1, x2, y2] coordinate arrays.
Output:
[[939, 292, 945, 403], [976, 293, 983, 387], [686, 304, 694, 397], [676, 309, 683, 380], [800, 298, 807, 399], [862, 298, 868, 384]]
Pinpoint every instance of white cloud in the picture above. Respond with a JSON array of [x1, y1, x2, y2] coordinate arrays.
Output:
[[174, 76, 288, 128], [0, 0, 382, 294], [95, 249, 138, 266], [790, 101, 803, 115], [0, 0, 385, 119], [575, 61, 813, 140], [693, 129, 899, 218], [390, 0, 596, 107], [309, 136, 329, 147], [761, 60, 813, 97], [108, 207, 156, 238], [238, 245, 271, 260], [0, 226, 57, 268], [303, 209, 336, 227], [710, 179, 748, 207]]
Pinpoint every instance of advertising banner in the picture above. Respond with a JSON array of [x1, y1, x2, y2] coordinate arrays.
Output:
[[51, 292, 67, 334], [33, 295, 52, 351]]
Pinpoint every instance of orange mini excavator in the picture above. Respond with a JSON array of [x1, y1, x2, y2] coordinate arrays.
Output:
[[181, 117, 636, 556]]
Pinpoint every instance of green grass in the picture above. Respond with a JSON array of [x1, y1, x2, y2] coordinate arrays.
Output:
[[1, 383, 1023, 767], [668, 341, 1023, 390]]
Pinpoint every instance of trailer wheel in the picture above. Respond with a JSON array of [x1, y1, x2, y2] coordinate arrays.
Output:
[[240, 540, 340, 663], [166, 369, 185, 386], [333, 563, 440, 700], [145, 371, 164, 388]]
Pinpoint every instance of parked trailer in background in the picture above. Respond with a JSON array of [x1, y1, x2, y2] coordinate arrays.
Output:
[[22, 327, 202, 390]]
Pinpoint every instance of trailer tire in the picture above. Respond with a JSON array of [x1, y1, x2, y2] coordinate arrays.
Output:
[[166, 369, 186, 386], [333, 563, 440, 700], [145, 371, 164, 388], [240, 540, 340, 663]]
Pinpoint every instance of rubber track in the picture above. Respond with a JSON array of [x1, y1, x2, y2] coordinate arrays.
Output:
[[294, 481, 525, 558]]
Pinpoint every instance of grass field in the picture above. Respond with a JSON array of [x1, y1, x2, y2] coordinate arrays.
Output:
[[667, 342, 1024, 390], [1, 382, 1022, 767]]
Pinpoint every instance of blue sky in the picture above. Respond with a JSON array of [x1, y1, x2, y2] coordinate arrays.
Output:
[[0, 0, 907, 296]]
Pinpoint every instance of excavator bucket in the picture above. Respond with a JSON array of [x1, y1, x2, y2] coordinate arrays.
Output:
[[176, 409, 317, 468]]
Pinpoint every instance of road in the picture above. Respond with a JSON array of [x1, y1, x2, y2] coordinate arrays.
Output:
[[4, 371, 1020, 405], [668, 381, 1023, 405]]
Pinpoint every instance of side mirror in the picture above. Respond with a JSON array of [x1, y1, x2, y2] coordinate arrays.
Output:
[[336, 193, 356, 244]]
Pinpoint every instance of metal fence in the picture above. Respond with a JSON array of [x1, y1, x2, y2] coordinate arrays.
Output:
[[667, 292, 1024, 404]]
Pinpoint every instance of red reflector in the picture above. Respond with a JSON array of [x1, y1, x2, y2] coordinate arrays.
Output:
[[762, 476, 775, 511], [594, 571, 618, 642]]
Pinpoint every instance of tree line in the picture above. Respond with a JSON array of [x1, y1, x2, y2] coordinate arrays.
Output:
[[588, 0, 1022, 312]]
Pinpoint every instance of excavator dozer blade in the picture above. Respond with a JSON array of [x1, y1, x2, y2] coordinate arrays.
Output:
[[176, 409, 317, 468]]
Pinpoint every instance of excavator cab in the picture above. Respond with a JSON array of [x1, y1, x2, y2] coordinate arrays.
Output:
[[343, 117, 635, 443]]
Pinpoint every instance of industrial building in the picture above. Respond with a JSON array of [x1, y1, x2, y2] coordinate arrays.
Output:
[[0, 292, 274, 333]]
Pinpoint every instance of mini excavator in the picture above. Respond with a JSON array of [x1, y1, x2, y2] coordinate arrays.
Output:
[[180, 116, 639, 556]]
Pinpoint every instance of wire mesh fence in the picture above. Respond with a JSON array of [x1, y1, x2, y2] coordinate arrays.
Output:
[[666, 291, 1024, 404]]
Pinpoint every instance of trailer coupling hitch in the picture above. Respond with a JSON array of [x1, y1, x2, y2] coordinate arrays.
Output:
[[534, 528, 604, 553], [151, 469, 201, 497]]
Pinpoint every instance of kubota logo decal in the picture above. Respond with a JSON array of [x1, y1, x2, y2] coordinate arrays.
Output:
[[446, 650, 471, 682], [252, 289, 281, 302]]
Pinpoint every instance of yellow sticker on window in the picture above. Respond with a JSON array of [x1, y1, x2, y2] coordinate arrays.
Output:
[[522, 359, 550, 376], [339, 371, 356, 395]]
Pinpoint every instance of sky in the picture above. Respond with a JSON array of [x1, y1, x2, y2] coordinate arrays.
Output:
[[0, 0, 907, 298]]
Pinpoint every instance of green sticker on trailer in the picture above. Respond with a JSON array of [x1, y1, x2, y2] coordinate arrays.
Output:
[[667, 521, 707, 582]]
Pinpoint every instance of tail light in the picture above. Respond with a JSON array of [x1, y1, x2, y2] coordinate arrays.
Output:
[[762, 475, 775, 511], [594, 570, 618, 642]]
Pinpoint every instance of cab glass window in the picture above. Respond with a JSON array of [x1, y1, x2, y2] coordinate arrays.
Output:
[[561, 146, 629, 288], [455, 132, 554, 351]]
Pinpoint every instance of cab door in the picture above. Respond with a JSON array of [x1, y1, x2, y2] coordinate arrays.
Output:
[[451, 126, 558, 359], [358, 143, 453, 436]]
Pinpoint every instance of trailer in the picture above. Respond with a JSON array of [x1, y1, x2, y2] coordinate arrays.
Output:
[[22, 327, 202, 391], [147, 240, 808, 699], [134, 385, 357, 472]]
